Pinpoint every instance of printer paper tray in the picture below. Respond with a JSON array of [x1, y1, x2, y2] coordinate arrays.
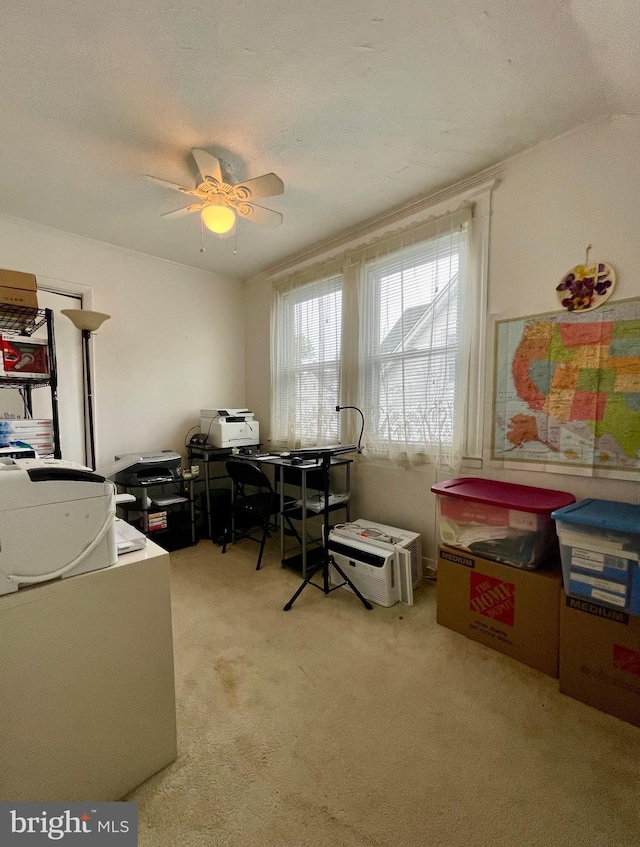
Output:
[[152, 495, 188, 507]]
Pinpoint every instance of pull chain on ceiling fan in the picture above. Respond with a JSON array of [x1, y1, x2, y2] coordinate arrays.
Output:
[[146, 149, 284, 236]]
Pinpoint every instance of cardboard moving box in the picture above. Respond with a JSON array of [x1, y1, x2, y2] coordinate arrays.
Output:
[[0, 287, 38, 309], [559, 590, 640, 727], [0, 270, 37, 291], [0, 269, 38, 310], [437, 546, 562, 677]]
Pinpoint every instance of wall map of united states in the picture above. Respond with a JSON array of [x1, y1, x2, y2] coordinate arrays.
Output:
[[492, 299, 640, 473]]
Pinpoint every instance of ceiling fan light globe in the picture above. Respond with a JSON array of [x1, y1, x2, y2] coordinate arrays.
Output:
[[201, 205, 236, 234]]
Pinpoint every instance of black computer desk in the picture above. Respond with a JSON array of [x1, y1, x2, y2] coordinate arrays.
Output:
[[186, 443, 260, 540]]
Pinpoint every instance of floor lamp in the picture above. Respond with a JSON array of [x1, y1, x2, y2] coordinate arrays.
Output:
[[61, 309, 110, 470]]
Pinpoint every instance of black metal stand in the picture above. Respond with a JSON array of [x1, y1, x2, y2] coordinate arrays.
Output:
[[81, 328, 96, 470], [47, 308, 62, 460], [283, 448, 373, 612]]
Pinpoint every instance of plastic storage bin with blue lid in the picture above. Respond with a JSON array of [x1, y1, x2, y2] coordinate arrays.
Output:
[[552, 498, 640, 615], [431, 477, 575, 570]]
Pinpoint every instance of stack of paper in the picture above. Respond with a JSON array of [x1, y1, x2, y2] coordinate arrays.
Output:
[[296, 493, 350, 513]]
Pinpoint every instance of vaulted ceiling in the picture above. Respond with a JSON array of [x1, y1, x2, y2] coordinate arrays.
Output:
[[1, 0, 638, 278]]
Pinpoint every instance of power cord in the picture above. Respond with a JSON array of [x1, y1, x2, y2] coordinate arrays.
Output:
[[333, 522, 393, 543], [205, 412, 220, 442], [184, 413, 220, 449], [184, 425, 199, 450]]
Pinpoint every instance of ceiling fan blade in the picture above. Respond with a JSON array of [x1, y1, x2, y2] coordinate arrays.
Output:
[[238, 203, 283, 228], [162, 204, 205, 219], [146, 175, 192, 193], [191, 149, 223, 184], [233, 172, 284, 201]]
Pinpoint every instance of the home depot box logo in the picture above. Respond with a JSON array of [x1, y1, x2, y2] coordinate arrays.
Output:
[[613, 644, 640, 677], [469, 571, 516, 626], [437, 548, 561, 678]]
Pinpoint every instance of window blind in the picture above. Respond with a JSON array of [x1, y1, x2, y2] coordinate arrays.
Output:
[[361, 227, 466, 463]]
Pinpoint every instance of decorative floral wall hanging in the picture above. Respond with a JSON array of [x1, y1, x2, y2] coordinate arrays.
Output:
[[556, 258, 615, 312]]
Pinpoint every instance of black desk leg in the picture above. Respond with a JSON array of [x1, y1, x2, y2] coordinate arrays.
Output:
[[189, 478, 196, 545], [205, 457, 212, 541]]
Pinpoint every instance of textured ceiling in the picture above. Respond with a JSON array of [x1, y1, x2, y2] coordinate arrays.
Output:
[[0, 0, 638, 279]]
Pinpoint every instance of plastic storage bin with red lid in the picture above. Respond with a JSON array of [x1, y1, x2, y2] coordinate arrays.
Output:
[[431, 477, 575, 570]]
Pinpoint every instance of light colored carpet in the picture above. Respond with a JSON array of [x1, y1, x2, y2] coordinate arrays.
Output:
[[128, 539, 640, 847]]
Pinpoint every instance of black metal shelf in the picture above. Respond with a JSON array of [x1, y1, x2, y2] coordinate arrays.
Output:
[[283, 500, 350, 522], [0, 376, 52, 389], [117, 499, 147, 512], [0, 305, 61, 459], [116, 479, 197, 549], [275, 460, 352, 579], [0, 306, 47, 336]]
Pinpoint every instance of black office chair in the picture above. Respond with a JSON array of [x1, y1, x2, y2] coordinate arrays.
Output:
[[222, 461, 279, 570]]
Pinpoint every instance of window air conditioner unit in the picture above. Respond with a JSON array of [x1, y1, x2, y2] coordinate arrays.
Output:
[[328, 519, 422, 607]]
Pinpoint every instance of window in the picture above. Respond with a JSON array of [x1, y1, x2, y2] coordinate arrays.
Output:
[[272, 273, 343, 446], [270, 193, 489, 466], [361, 228, 466, 460]]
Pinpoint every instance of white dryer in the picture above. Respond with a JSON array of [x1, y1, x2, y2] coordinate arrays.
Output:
[[0, 458, 116, 595]]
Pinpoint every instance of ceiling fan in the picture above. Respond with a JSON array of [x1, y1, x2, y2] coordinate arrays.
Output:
[[146, 149, 284, 235]]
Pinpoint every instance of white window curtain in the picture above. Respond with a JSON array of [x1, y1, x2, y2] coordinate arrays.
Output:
[[358, 211, 471, 467], [270, 199, 487, 467], [271, 267, 343, 448]]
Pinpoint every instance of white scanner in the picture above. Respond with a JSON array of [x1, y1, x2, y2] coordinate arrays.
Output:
[[0, 457, 117, 596]]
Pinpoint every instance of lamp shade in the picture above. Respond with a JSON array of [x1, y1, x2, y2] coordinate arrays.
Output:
[[61, 309, 111, 332], [201, 204, 236, 234]]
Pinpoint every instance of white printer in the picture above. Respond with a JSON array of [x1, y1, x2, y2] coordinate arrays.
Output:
[[200, 408, 260, 448], [0, 457, 117, 596]]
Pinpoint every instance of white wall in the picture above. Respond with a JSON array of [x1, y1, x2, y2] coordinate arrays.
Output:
[[0, 215, 245, 469], [245, 115, 640, 569], [483, 114, 640, 504]]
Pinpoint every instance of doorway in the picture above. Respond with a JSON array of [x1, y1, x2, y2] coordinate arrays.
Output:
[[0, 288, 86, 465]]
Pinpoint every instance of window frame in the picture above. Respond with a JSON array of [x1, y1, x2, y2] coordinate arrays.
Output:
[[269, 182, 493, 463]]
